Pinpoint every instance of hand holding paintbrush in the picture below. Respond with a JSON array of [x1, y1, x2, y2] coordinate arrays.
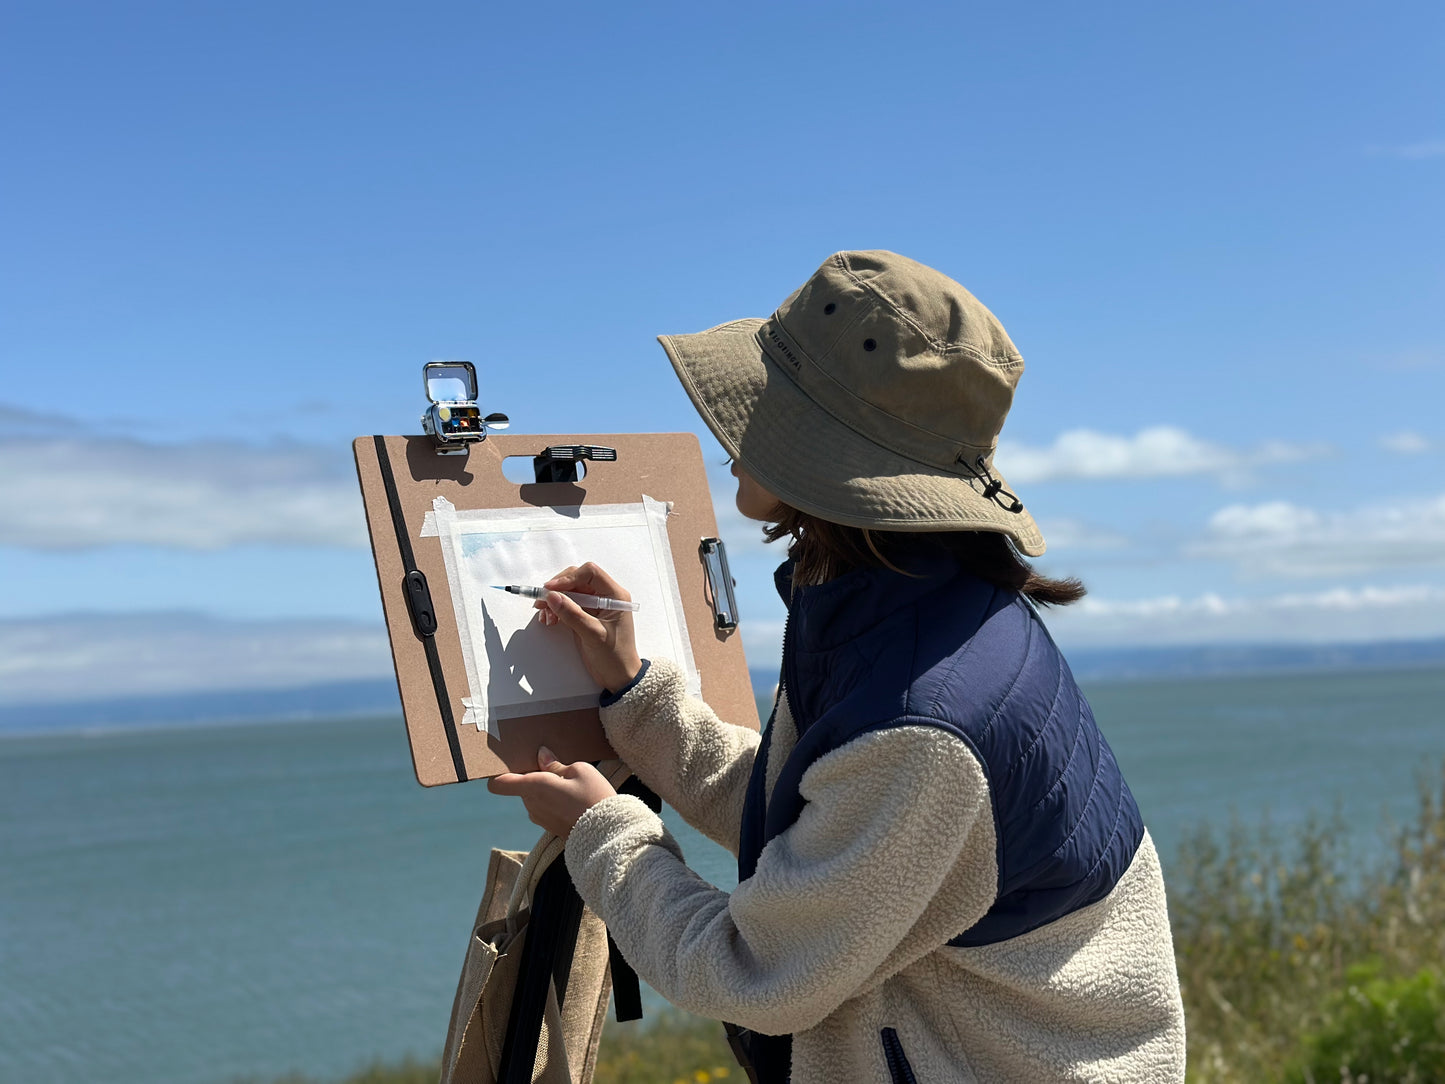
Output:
[[497, 564, 643, 693]]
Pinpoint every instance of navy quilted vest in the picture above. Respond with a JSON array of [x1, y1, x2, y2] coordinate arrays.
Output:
[[738, 552, 1144, 947]]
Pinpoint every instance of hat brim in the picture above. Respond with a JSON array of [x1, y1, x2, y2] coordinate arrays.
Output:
[[659, 318, 1046, 556]]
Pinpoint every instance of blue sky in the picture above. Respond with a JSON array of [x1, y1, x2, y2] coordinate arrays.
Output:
[[2, 0, 1442, 702]]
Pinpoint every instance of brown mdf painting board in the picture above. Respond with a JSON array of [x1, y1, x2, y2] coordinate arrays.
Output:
[[354, 432, 759, 786]]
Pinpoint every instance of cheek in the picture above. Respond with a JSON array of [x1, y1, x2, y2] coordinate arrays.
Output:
[[735, 477, 774, 519]]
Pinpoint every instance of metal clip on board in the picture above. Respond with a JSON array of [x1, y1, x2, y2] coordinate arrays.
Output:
[[700, 537, 738, 631]]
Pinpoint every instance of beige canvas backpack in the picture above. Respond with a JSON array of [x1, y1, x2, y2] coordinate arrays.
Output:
[[439, 762, 644, 1084]]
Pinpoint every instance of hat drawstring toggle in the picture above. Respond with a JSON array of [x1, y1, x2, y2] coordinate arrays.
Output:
[[964, 456, 1024, 514]]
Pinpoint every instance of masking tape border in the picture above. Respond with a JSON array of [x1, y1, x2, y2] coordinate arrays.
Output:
[[427, 497, 496, 736], [420, 496, 699, 732], [643, 495, 701, 699]]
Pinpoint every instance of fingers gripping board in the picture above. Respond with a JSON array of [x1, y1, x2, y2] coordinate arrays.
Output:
[[354, 433, 760, 785]]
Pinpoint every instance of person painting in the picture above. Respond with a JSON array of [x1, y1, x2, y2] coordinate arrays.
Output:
[[489, 251, 1187, 1082]]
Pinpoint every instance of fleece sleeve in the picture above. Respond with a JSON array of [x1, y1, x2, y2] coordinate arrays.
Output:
[[564, 724, 999, 1036], [596, 656, 761, 855]]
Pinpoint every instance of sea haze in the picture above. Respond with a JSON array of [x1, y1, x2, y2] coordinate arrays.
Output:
[[4, 637, 1444, 737], [0, 679, 402, 735]]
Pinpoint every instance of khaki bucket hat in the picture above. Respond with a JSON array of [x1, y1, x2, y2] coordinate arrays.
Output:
[[658, 250, 1046, 556]]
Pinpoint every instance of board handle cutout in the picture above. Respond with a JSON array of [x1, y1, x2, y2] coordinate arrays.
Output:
[[501, 455, 585, 485]]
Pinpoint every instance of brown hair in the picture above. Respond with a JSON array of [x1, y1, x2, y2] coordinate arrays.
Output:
[[763, 504, 1086, 606]]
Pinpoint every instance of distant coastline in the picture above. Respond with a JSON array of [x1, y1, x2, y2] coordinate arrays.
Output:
[[0, 679, 403, 737], [756, 636, 1445, 697], [4, 637, 1444, 737], [1062, 636, 1445, 683]]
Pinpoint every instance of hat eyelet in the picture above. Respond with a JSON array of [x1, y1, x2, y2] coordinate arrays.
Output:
[[863, 338, 877, 351], [823, 302, 836, 315]]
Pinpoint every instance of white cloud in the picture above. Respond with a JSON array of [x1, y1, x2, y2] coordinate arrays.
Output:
[[1367, 139, 1445, 160], [0, 614, 392, 704], [1047, 583, 1445, 648], [1373, 349, 1444, 373], [4, 585, 1438, 705], [0, 434, 367, 550], [0, 608, 790, 709], [1034, 517, 1130, 552], [1192, 493, 1445, 577], [996, 426, 1327, 485], [1380, 431, 1432, 455], [1208, 501, 1322, 536], [0, 404, 54, 435]]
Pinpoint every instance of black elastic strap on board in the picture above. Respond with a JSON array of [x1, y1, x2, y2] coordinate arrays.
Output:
[[372, 435, 467, 783]]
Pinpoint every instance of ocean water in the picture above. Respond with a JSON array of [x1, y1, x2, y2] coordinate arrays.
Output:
[[2, 666, 1443, 1083]]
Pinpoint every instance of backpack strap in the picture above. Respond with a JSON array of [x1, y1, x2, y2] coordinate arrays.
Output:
[[604, 775, 663, 1022], [495, 764, 661, 1083], [497, 854, 587, 1083]]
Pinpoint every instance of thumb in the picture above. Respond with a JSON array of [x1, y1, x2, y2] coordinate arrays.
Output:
[[537, 745, 567, 773]]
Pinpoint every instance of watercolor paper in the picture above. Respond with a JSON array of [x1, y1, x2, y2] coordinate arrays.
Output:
[[421, 497, 697, 734]]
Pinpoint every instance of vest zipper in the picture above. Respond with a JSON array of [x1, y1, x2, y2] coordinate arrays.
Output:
[[767, 604, 789, 732], [880, 1027, 918, 1084], [780, 582, 802, 733]]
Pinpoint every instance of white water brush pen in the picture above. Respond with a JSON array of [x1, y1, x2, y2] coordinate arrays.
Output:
[[490, 584, 642, 612]]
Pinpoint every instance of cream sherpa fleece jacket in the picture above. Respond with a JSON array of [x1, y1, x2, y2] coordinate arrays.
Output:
[[564, 658, 1186, 1082]]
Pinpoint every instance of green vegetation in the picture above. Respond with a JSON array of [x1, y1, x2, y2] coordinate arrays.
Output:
[[594, 1012, 736, 1084], [252, 762, 1445, 1084], [238, 1058, 441, 1084], [1285, 964, 1445, 1084], [1174, 761, 1445, 1082], [239, 1014, 734, 1084]]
